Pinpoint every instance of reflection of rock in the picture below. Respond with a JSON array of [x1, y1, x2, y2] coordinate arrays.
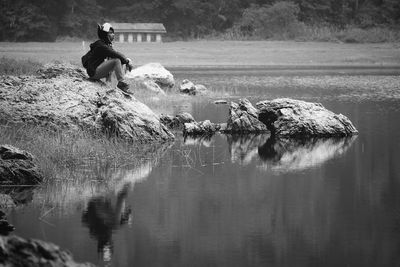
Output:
[[225, 99, 269, 133], [0, 235, 95, 266], [258, 137, 357, 172], [0, 145, 43, 185], [183, 135, 213, 147], [257, 98, 358, 137], [227, 134, 270, 165]]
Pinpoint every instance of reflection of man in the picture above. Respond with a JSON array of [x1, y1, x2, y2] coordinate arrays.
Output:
[[82, 184, 132, 263]]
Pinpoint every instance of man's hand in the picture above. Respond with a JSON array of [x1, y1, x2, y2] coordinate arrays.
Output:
[[126, 58, 134, 72]]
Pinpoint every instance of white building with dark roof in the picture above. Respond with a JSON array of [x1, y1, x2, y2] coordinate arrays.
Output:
[[112, 23, 166, 43]]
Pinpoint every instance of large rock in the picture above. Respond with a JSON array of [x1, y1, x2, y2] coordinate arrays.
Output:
[[0, 63, 174, 143], [125, 62, 175, 89], [225, 99, 269, 133], [256, 98, 358, 137], [0, 235, 95, 267], [0, 145, 43, 185]]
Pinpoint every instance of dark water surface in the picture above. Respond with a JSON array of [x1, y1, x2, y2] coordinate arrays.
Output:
[[9, 70, 400, 267]]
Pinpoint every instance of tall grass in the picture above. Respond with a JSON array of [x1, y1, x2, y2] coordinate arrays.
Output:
[[0, 123, 147, 183], [0, 57, 43, 75]]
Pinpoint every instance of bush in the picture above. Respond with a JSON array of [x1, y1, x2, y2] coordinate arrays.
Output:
[[236, 1, 304, 40], [337, 26, 400, 43]]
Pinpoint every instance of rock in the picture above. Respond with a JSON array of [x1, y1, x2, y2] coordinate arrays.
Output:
[[125, 62, 175, 89], [0, 235, 95, 266], [179, 80, 208, 95], [141, 80, 166, 95], [179, 79, 196, 95], [256, 98, 358, 137], [0, 145, 43, 185], [0, 194, 16, 209], [225, 99, 269, 133], [160, 112, 195, 130], [0, 63, 174, 143], [183, 120, 221, 136]]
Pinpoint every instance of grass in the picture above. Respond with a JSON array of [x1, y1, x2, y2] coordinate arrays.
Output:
[[0, 56, 43, 75], [0, 123, 153, 183]]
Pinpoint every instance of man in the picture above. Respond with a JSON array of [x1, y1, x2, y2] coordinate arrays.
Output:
[[82, 23, 134, 93]]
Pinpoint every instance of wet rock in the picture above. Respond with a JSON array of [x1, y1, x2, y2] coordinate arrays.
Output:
[[125, 62, 175, 90], [0, 235, 95, 266], [256, 98, 358, 137], [183, 120, 221, 136], [225, 99, 269, 133], [0, 145, 43, 185], [160, 112, 195, 130], [0, 63, 174, 143], [0, 210, 15, 235]]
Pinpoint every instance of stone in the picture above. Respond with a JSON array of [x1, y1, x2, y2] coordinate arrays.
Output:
[[0, 235, 95, 267], [179, 80, 208, 95], [179, 79, 196, 95], [256, 98, 358, 137], [0, 145, 43, 185], [183, 120, 221, 135], [0, 63, 174, 143], [160, 112, 195, 130], [125, 62, 175, 89], [225, 99, 269, 133]]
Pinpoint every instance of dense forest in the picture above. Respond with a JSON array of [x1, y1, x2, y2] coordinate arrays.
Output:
[[0, 0, 399, 41]]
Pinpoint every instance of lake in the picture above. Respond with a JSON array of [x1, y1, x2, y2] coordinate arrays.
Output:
[[8, 69, 400, 267]]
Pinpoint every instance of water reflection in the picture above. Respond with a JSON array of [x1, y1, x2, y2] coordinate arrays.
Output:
[[82, 183, 132, 264], [258, 137, 357, 172], [225, 135, 356, 171]]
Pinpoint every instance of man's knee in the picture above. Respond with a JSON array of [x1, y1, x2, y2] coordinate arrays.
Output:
[[109, 58, 122, 66]]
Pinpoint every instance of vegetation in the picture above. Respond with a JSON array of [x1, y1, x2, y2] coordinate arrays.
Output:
[[0, 0, 399, 42], [0, 57, 43, 75]]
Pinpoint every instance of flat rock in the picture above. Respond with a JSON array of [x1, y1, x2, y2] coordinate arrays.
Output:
[[256, 98, 358, 137], [183, 120, 220, 135], [0, 63, 174, 143]]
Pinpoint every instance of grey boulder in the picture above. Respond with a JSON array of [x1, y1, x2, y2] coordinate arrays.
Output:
[[257, 98, 358, 137]]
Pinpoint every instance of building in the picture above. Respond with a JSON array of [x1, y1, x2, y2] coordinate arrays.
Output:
[[112, 23, 166, 43]]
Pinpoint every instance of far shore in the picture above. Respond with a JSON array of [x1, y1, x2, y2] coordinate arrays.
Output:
[[1, 41, 399, 69]]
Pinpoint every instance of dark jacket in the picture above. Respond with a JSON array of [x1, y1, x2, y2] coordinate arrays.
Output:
[[86, 40, 129, 77]]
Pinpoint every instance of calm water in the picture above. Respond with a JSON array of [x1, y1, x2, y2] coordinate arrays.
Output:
[[8, 70, 400, 267]]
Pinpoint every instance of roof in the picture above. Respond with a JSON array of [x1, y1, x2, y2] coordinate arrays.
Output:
[[111, 23, 166, 33]]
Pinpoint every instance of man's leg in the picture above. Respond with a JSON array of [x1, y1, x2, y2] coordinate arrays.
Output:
[[91, 58, 124, 81]]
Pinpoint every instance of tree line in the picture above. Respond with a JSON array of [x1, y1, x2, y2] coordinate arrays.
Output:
[[0, 0, 399, 41]]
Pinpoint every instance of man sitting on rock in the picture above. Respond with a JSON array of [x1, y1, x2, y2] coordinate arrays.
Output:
[[82, 23, 134, 94]]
